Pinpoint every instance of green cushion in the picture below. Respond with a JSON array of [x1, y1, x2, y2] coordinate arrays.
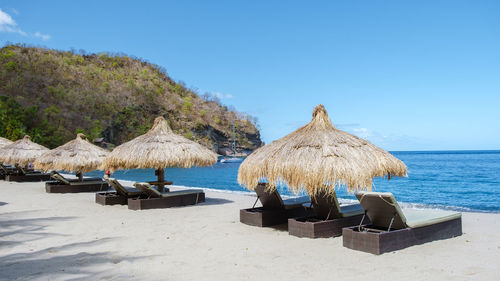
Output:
[[282, 196, 310, 209], [356, 192, 407, 229], [311, 190, 363, 219], [51, 172, 71, 185], [159, 189, 204, 197], [339, 203, 364, 217], [403, 209, 462, 228], [68, 180, 105, 186], [107, 178, 141, 196], [134, 182, 203, 198], [356, 191, 461, 229]]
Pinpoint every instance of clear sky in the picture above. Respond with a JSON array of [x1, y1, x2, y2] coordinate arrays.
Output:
[[1, 1, 499, 150]]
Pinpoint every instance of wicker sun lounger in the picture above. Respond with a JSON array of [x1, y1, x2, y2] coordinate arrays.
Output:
[[240, 183, 313, 227], [127, 182, 205, 210], [95, 178, 142, 205], [342, 192, 462, 255], [288, 190, 369, 238], [5, 166, 51, 182], [45, 171, 109, 193], [0, 164, 18, 180]]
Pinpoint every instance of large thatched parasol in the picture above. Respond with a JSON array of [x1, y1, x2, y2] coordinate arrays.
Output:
[[238, 104, 407, 197], [0, 137, 13, 148], [0, 137, 14, 169], [102, 116, 218, 191], [0, 135, 49, 167], [34, 133, 109, 181]]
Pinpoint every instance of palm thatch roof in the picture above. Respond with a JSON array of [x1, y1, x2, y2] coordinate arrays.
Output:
[[34, 133, 109, 173], [0, 137, 13, 148], [0, 135, 49, 166], [238, 105, 407, 196], [102, 116, 218, 171]]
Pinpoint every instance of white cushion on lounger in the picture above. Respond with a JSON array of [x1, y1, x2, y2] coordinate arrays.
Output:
[[282, 196, 310, 208], [402, 209, 462, 228], [159, 189, 204, 197], [339, 203, 364, 217], [356, 191, 461, 229], [134, 182, 203, 198]]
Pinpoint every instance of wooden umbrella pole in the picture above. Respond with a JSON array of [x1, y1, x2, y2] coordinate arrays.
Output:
[[157, 168, 165, 192], [15, 164, 24, 175], [76, 171, 83, 182]]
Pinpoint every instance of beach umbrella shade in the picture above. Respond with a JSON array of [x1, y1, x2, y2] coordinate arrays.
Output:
[[0, 135, 49, 167], [34, 133, 109, 182], [238, 104, 407, 197], [102, 116, 218, 191]]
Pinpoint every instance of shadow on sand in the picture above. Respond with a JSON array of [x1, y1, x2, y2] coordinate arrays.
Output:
[[202, 197, 233, 206], [0, 213, 76, 249], [0, 211, 152, 280]]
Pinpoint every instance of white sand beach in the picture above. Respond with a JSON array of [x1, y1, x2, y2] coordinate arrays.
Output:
[[0, 180, 499, 281]]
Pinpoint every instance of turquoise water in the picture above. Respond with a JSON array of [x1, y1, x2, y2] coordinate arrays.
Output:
[[86, 150, 500, 213]]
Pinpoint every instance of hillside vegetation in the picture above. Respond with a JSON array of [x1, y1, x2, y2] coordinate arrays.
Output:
[[0, 45, 262, 153]]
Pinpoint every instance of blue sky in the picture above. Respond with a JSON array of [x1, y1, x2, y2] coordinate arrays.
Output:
[[1, 1, 499, 150]]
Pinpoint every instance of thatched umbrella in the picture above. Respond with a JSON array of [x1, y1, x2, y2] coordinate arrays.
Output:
[[0, 137, 13, 148], [102, 116, 218, 191], [0, 137, 14, 170], [0, 135, 49, 167], [34, 133, 109, 182], [238, 105, 407, 197]]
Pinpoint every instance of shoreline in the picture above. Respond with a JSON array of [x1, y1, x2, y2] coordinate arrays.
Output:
[[1, 180, 499, 280], [67, 173, 499, 214]]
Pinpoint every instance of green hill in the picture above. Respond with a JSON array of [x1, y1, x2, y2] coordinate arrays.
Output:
[[0, 44, 262, 153]]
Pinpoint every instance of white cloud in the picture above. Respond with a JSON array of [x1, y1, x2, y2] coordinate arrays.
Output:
[[0, 8, 50, 40], [349, 126, 429, 150], [33, 31, 51, 41], [213, 92, 233, 99], [352, 127, 375, 139], [351, 127, 391, 146], [0, 8, 26, 36], [0, 9, 16, 26]]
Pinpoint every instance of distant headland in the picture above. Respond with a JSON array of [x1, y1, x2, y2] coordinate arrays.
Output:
[[0, 45, 262, 155]]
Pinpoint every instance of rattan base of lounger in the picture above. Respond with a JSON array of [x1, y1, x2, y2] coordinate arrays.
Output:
[[45, 182, 109, 193], [342, 217, 462, 255], [240, 207, 314, 227], [288, 214, 369, 238], [6, 173, 51, 182], [95, 192, 132, 205], [127, 192, 205, 210]]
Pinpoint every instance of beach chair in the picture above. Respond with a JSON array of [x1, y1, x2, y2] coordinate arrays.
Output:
[[95, 178, 142, 205], [127, 182, 205, 210], [5, 165, 51, 182], [342, 192, 462, 255], [50, 171, 102, 184], [14, 165, 38, 175], [288, 190, 369, 238], [0, 164, 18, 180], [45, 171, 109, 193], [239, 183, 313, 227]]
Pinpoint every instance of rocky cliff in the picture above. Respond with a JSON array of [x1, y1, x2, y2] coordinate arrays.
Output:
[[0, 45, 262, 154]]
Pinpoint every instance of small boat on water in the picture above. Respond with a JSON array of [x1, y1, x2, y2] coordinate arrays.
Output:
[[220, 118, 244, 163], [220, 157, 243, 163]]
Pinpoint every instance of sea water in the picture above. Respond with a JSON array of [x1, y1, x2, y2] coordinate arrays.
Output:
[[85, 150, 500, 213]]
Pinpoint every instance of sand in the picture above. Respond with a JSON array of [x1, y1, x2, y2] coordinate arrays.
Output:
[[0, 180, 499, 281]]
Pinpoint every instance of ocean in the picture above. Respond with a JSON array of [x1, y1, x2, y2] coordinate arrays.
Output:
[[85, 150, 500, 213]]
